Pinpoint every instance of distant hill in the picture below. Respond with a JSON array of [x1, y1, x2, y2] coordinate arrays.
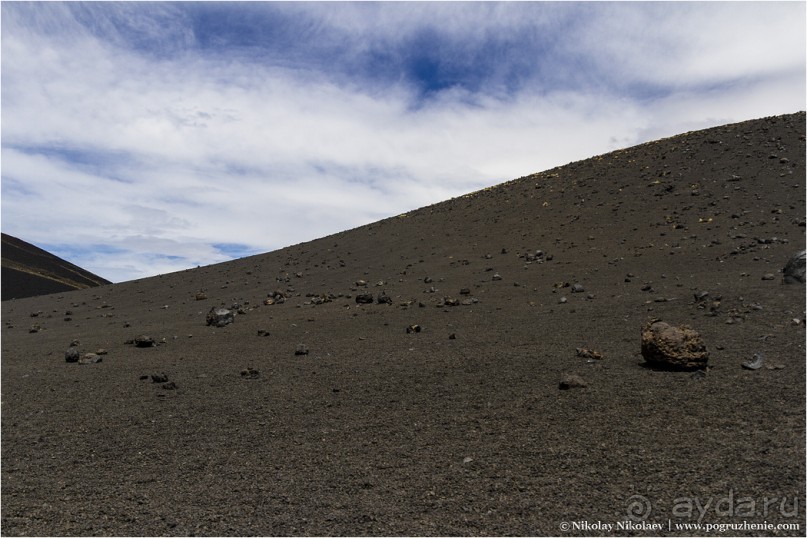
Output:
[[1, 233, 110, 300]]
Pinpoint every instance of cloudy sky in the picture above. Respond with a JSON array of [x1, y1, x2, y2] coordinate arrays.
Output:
[[2, 1, 805, 283]]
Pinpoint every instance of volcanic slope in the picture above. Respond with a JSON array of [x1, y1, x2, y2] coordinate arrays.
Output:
[[1, 233, 111, 300], [2, 113, 805, 536]]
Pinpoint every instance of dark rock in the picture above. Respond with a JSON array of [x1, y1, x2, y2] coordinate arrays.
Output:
[[783, 250, 806, 283], [257, 329, 270, 337], [264, 291, 286, 305], [377, 291, 392, 304], [151, 373, 169, 383], [240, 367, 260, 379], [406, 324, 422, 334], [134, 335, 156, 348], [65, 347, 80, 363], [559, 373, 588, 390], [641, 319, 709, 370], [206, 307, 234, 327], [459, 288, 471, 295], [356, 293, 374, 304], [162, 381, 178, 390], [448, 333, 456, 340]]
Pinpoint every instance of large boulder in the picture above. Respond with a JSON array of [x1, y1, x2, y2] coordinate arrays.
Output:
[[783, 250, 805, 283], [641, 319, 709, 370]]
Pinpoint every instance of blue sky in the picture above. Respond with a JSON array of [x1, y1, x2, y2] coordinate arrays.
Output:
[[2, 1, 805, 283]]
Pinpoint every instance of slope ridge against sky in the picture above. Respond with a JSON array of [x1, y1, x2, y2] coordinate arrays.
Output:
[[2, 1, 805, 283]]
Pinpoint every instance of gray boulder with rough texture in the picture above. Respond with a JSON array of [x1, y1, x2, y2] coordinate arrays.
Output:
[[783, 250, 805, 283], [641, 319, 709, 370]]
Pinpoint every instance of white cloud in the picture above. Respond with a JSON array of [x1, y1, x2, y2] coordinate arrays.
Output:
[[1, 2, 804, 283]]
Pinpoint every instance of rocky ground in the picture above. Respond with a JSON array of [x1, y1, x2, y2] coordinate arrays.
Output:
[[2, 113, 805, 536]]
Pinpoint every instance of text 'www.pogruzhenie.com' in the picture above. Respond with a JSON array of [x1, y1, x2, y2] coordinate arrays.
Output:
[[560, 520, 801, 533]]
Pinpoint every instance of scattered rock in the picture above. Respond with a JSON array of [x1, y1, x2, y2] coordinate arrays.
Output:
[[151, 373, 169, 383], [195, 291, 207, 300], [134, 335, 156, 348], [492, 273, 502, 281], [459, 288, 471, 295], [741, 353, 765, 370], [641, 319, 709, 370], [576, 348, 603, 360], [295, 344, 309, 356], [257, 329, 270, 337], [571, 283, 585, 293], [356, 293, 374, 304], [240, 367, 260, 379], [29, 325, 41, 333], [448, 333, 456, 340], [264, 291, 286, 305], [761, 273, 776, 281], [559, 373, 588, 390], [78, 353, 102, 365], [96, 348, 108, 355], [783, 250, 806, 283], [558, 296, 568, 304], [65, 348, 80, 363], [406, 324, 422, 334], [206, 307, 234, 327], [377, 291, 392, 304], [162, 381, 178, 390]]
